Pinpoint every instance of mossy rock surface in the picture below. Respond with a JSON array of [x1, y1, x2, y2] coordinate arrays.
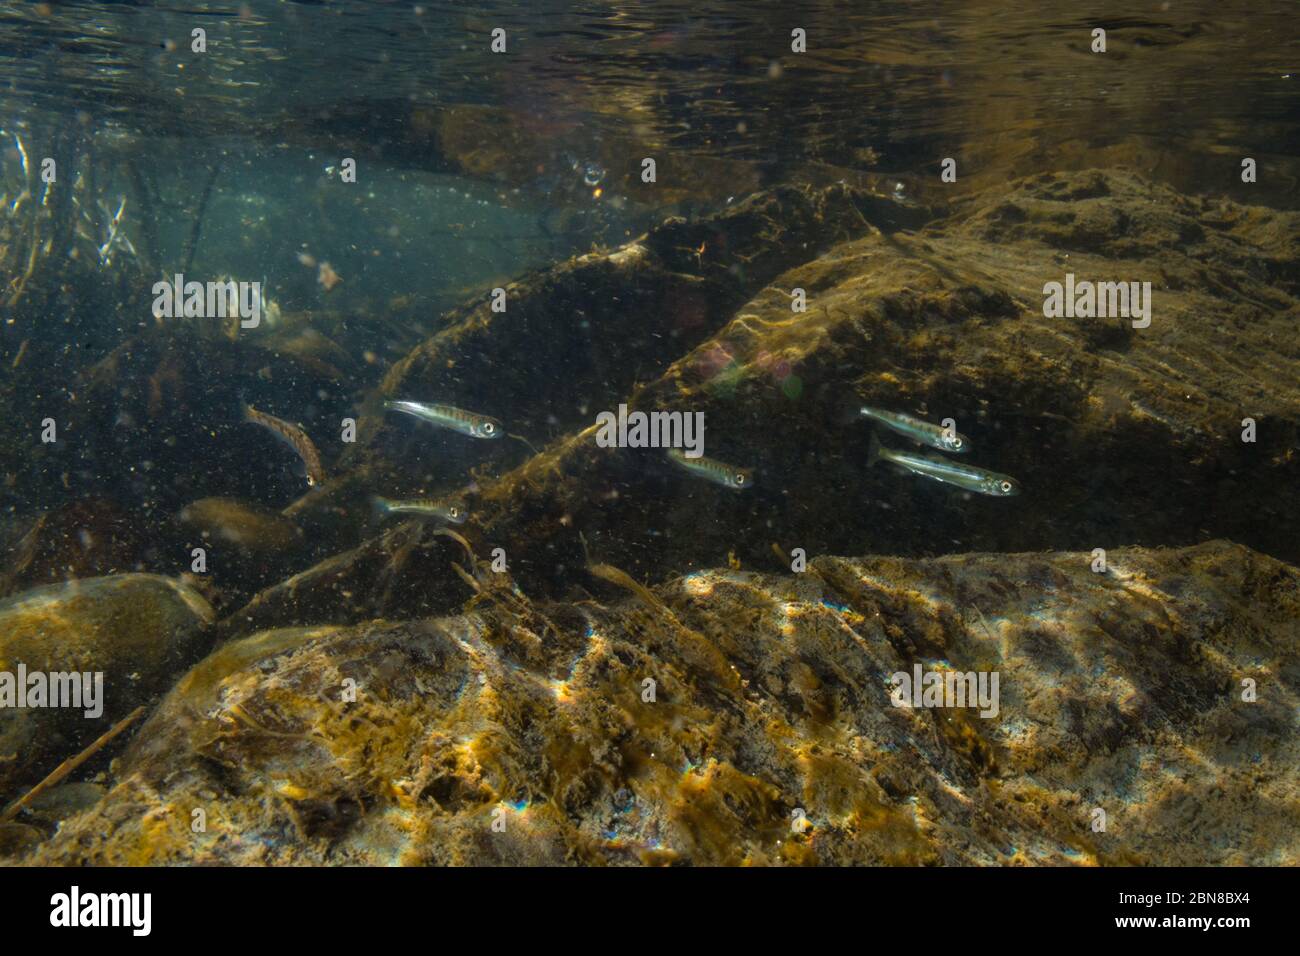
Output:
[[0, 574, 214, 800], [24, 541, 1300, 866]]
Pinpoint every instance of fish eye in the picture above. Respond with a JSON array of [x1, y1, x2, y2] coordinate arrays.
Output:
[[449, 507, 459, 518], [482, 422, 495, 434], [735, 473, 746, 485], [951, 438, 963, 449], [999, 481, 1012, 494]]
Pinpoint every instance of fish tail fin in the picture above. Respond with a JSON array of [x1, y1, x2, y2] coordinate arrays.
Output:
[[868, 430, 883, 468]]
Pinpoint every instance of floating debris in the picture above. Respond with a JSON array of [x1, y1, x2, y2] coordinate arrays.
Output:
[[316, 260, 342, 292]]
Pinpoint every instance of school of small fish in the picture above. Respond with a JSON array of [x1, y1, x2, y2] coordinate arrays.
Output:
[[239, 369, 1019, 530], [861, 407, 1021, 497], [238, 389, 1020, 537]]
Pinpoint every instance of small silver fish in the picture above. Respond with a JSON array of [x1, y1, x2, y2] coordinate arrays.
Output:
[[666, 448, 753, 490], [384, 400, 503, 439], [869, 432, 1018, 496], [372, 496, 468, 524], [860, 405, 970, 454]]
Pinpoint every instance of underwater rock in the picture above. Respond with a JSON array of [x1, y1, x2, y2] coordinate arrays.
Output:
[[21, 540, 1298, 866], [0, 573, 214, 800], [224, 169, 1299, 633], [0, 822, 43, 858], [215, 181, 922, 632], [338, 182, 911, 483]]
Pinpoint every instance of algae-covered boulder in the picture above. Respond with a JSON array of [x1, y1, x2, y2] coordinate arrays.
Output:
[[0, 574, 214, 799], [25, 541, 1299, 866]]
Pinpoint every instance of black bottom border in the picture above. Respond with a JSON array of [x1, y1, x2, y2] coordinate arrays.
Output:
[[1, 865, 1282, 942]]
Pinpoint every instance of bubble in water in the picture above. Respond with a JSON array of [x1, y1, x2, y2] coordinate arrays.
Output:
[[583, 162, 605, 187]]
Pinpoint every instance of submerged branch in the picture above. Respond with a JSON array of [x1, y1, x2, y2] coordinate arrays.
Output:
[[182, 161, 222, 274]]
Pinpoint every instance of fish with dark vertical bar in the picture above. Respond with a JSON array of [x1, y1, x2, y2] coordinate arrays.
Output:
[[242, 403, 326, 487]]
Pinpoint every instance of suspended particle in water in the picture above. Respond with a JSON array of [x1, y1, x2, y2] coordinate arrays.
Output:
[[317, 262, 342, 292]]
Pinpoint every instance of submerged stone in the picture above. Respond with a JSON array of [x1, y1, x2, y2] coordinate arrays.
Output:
[[0, 573, 214, 800], [23, 541, 1299, 866]]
